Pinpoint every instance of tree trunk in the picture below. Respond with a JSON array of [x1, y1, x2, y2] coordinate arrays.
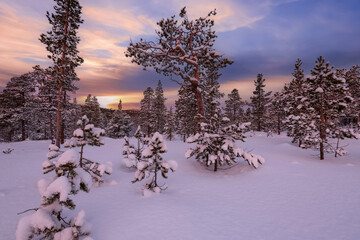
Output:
[[55, 0, 70, 147], [21, 119, 25, 141], [49, 114, 53, 140], [277, 113, 281, 135], [214, 159, 218, 172], [190, 69, 204, 123]]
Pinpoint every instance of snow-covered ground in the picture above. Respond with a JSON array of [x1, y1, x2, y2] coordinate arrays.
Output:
[[1, 133, 360, 240]]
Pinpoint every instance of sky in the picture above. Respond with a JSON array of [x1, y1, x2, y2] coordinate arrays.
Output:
[[0, 0, 359, 109]]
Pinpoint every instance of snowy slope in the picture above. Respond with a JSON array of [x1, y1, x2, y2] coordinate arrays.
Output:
[[1, 134, 360, 240]]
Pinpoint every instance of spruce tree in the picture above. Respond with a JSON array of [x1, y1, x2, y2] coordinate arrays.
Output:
[[40, 0, 84, 147]]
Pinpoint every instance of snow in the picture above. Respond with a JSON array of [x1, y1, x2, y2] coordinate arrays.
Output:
[[2, 135, 360, 239], [315, 87, 324, 93], [73, 129, 84, 137], [42, 176, 71, 202], [56, 149, 79, 166]]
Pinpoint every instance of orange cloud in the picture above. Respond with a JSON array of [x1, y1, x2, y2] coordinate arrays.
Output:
[[220, 75, 291, 100]]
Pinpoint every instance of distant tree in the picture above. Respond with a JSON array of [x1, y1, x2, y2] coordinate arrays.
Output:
[[283, 59, 309, 146], [139, 87, 156, 136], [175, 85, 198, 141], [126, 7, 232, 122], [40, 0, 84, 147], [202, 71, 224, 122], [224, 88, 244, 124], [0, 72, 37, 141], [164, 106, 176, 141], [250, 74, 272, 131], [267, 91, 286, 135], [106, 99, 133, 138], [82, 94, 101, 126], [153, 80, 167, 133], [343, 65, 360, 124]]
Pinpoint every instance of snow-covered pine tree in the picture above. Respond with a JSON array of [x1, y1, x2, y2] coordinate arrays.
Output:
[[132, 132, 177, 194], [16, 148, 92, 240], [304, 56, 353, 160], [250, 74, 272, 131], [164, 106, 176, 141], [267, 91, 286, 135], [122, 136, 138, 168], [153, 80, 167, 133], [106, 99, 133, 138], [186, 110, 265, 171], [32, 66, 58, 141], [40, 0, 83, 147], [126, 7, 232, 122], [202, 70, 224, 122], [282, 59, 310, 146], [139, 87, 156, 136], [344, 65, 360, 125], [65, 115, 112, 183], [175, 84, 198, 141], [224, 88, 244, 124], [0, 72, 37, 141], [82, 94, 101, 127]]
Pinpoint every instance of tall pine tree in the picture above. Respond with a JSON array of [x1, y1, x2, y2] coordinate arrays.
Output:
[[40, 0, 84, 147]]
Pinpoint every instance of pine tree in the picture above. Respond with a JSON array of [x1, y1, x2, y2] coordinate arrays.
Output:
[[202, 71, 224, 122], [303, 56, 353, 160], [106, 100, 133, 138], [267, 91, 286, 135], [40, 0, 84, 147], [164, 106, 176, 141], [186, 110, 265, 171], [0, 72, 37, 141], [126, 7, 232, 122], [139, 87, 156, 136], [250, 74, 272, 131], [175, 85, 198, 141], [224, 88, 244, 124], [65, 115, 112, 182], [344, 65, 360, 125], [132, 132, 177, 194], [283, 59, 310, 146], [16, 148, 92, 239], [153, 80, 167, 133], [82, 94, 101, 126], [122, 136, 138, 168]]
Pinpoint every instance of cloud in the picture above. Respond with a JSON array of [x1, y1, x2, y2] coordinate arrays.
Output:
[[0, 2, 49, 85], [83, 6, 158, 36]]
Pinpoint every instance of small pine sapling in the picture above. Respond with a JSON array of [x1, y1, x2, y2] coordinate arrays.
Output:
[[122, 136, 137, 168], [65, 115, 112, 183], [16, 149, 92, 240], [186, 112, 265, 171], [132, 132, 177, 194]]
